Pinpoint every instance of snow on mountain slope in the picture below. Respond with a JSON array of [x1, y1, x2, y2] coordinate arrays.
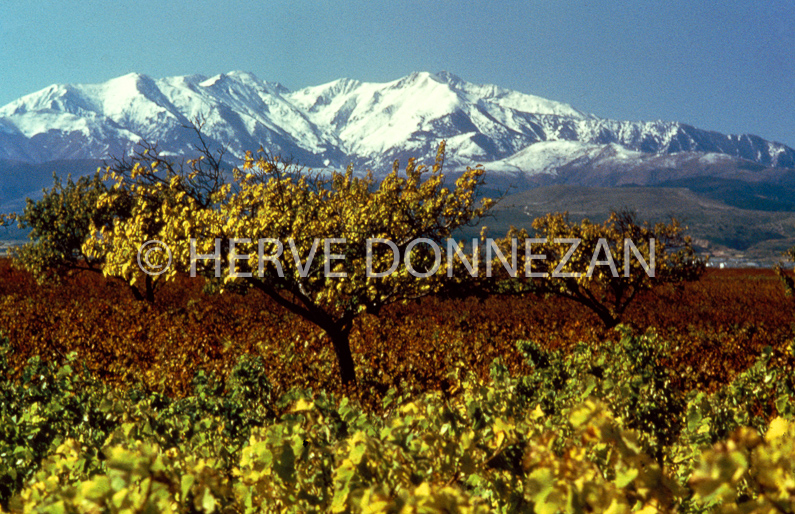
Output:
[[0, 71, 343, 166], [159, 71, 340, 158], [487, 141, 628, 175], [286, 71, 587, 169], [0, 70, 793, 175], [287, 71, 795, 170]]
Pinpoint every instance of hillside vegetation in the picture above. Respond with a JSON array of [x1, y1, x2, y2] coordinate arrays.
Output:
[[486, 185, 795, 262]]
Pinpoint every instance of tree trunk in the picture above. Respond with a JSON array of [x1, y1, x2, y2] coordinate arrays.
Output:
[[145, 275, 155, 304], [127, 276, 155, 304], [585, 300, 619, 329], [327, 326, 357, 385], [245, 279, 358, 384], [596, 309, 619, 329]]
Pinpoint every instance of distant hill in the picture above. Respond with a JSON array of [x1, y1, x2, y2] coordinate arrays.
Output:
[[0, 159, 103, 212], [478, 185, 795, 263]]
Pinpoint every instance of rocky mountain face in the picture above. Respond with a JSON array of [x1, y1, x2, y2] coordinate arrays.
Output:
[[1, 70, 793, 177]]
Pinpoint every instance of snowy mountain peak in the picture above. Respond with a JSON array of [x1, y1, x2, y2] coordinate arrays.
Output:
[[292, 77, 362, 106], [199, 73, 227, 88], [0, 71, 793, 172], [110, 71, 150, 84], [434, 70, 464, 84], [200, 70, 260, 88], [392, 70, 436, 86]]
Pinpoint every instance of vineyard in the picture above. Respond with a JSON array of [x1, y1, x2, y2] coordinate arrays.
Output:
[[3, 258, 795, 512], [2, 140, 795, 512]]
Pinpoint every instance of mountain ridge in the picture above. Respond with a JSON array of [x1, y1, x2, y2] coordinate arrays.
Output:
[[2, 72, 795, 259], [1, 70, 793, 175]]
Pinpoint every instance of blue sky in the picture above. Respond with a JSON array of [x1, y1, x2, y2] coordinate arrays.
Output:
[[2, 0, 794, 146]]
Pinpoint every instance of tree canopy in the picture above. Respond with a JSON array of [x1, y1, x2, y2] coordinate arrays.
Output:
[[491, 210, 704, 328], [7, 173, 136, 287], [85, 142, 494, 384]]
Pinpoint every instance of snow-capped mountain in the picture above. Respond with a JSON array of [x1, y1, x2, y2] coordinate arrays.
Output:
[[0, 71, 344, 167], [1, 70, 793, 177]]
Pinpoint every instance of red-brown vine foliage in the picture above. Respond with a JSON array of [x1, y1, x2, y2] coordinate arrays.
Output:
[[0, 258, 792, 410]]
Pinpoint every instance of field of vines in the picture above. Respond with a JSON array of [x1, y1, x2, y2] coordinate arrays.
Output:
[[3, 257, 795, 512]]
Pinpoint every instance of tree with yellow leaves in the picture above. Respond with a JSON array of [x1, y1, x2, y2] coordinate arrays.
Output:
[[3, 121, 230, 303], [6, 172, 139, 288], [85, 142, 494, 385], [83, 123, 231, 302], [492, 210, 704, 328]]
